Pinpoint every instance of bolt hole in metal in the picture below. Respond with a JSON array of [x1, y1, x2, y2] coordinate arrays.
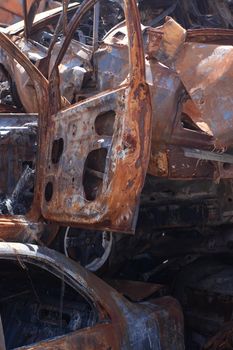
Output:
[[45, 182, 53, 202], [64, 228, 113, 271], [51, 138, 64, 164]]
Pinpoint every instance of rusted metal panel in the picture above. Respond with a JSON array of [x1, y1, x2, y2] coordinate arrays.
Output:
[[106, 280, 166, 302], [0, 216, 43, 241], [144, 17, 233, 180], [38, 0, 152, 233], [0, 0, 58, 26], [0, 0, 40, 26], [19, 324, 120, 350], [174, 42, 233, 149], [0, 0, 29, 26], [40, 86, 151, 233], [187, 28, 233, 45]]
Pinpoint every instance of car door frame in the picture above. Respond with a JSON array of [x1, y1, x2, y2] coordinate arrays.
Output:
[[39, 0, 152, 233], [0, 0, 152, 237]]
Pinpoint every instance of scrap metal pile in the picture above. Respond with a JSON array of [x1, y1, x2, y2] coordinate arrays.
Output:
[[0, 0, 233, 349]]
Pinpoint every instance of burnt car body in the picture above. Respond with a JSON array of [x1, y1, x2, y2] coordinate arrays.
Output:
[[1, 0, 233, 349], [0, 0, 152, 234], [0, 242, 184, 350]]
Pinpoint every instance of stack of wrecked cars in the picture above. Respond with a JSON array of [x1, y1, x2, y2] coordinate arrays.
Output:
[[0, 0, 233, 349]]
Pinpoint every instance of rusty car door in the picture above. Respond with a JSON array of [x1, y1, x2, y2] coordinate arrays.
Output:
[[39, 0, 152, 233], [19, 324, 120, 350]]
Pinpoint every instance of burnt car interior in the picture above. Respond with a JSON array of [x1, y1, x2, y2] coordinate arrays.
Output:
[[0, 258, 97, 349], [0, 0, 233, 349]]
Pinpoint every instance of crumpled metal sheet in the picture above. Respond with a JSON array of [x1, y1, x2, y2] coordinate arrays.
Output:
[[174, 42, 233, 149], [6, 38, 93, 112], [148, 17, 233, 150], [49, 39, 93, 102], [9, 37, 47, 113]]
